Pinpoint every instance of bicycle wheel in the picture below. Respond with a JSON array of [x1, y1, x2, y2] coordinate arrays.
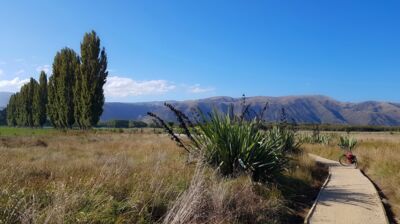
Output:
[[339, 155, 352, 166]]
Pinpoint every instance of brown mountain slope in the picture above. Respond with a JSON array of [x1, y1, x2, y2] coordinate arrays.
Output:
[[102, 95, 400, 126]]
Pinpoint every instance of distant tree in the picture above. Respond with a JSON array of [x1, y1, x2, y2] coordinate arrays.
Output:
[[107, 120, 129, 128], [129, 120, 148, 128], [48, 48, 80, 128], [75, 30, 108, 129], [32, 71, 48, 127]]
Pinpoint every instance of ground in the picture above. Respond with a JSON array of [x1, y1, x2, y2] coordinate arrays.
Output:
[[0, 127, 325, 223]]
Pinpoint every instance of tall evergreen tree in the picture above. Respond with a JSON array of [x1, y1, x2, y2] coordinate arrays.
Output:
[[47, 75, 58, 127], [6, 94, 17, 126], [33, 71, 48, 127], [24, 78, 38, 127], [10, 80, 37, 127], [14, 92, 24, 126], [48, 48, 80, 128], [76, 30, 108, 129], [0, 108, 6, 126]]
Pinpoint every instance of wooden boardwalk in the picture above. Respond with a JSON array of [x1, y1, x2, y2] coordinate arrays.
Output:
[[305, 154, 388, 224]]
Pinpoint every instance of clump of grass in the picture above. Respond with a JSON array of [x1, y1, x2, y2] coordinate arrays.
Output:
[[148, 102, 300, 182], [338, 135, 357, 151], [195, 110, 290, 181], [297, 126, 335, 145]]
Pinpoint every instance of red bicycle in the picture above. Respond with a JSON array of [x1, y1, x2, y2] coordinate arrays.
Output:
[[339, 150, 358, 167]]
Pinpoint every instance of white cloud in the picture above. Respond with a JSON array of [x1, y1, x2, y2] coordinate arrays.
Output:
[[36, 65, 51, 74], [104, 76, 176, 97], [187, 84, 215, 93], [0, 77, 29, 92], [15, 69, 25, 76]]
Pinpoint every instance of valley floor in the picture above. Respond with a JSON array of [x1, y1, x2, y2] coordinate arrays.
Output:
[[0, 127, 326, 223]]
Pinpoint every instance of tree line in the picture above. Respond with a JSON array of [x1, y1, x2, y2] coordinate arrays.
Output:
[[6, 31, 108, 129]]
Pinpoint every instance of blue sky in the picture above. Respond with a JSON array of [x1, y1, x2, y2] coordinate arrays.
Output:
[[0, 1, 400, 102]]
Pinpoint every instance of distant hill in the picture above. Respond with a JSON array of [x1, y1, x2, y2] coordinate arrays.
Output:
[[2, 93, 400, 126], [101, 95, 400, 126], [0, 92, 12, 109]]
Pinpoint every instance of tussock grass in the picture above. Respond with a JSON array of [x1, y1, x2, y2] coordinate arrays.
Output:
[[0, 129, 327, 223], [0, 132, 193, 223], [303, 132, 400, 221], [163, 153, 327, 224]]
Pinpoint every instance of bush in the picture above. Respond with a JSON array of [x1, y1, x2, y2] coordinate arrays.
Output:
[[105, 120, 129, 128], [129, 120, 148, 128], [338, 135, 357, 150], [195, 111, 290, 181], [148, 104, 299, 182], [297, 133, 333, 145]]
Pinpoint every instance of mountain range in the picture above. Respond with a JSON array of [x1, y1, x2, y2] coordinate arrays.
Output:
[[1, 92, 400, 126], [102, 95, 400, 126]]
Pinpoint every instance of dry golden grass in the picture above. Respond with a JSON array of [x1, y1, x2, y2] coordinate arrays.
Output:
[[0, 129, 326, 223], [302, 132, 400, 222], [0, 132, 193, 223], [163, 152, 327, 224]]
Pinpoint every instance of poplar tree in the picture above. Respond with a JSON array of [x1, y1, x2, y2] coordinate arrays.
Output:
[[33, 71, 48, 127], [47, 75, 58, 127], [28, 78, 39, 127], [48, 48, 80, 128], [0, 108, 6, 126], [6, 94, 17, 126], [14, 92, 24, 126], [76, 31, 108, 129], [8, 80, 36, 127]]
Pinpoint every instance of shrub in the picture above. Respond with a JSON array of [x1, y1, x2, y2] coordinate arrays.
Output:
[[267, 126, 301, 153], [297, 133, 333, 145], [195, 110, 289, 181], [148, 103, 299, 182], [129, 120, 148, 128], [338, 135, 357, 150], [106, 120, 129, 128]]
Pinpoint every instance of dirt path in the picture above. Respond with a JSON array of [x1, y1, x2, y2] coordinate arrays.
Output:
[[306, 154, 389, 224]]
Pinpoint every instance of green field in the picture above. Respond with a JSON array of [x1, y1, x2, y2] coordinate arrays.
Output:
[[0, 126, 59, 136]]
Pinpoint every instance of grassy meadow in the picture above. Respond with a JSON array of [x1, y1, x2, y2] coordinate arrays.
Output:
[[0, 127, 327, 223], [302, 131, 400, 222]]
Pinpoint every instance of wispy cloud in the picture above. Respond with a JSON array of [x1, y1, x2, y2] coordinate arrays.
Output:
[[36, 65, 51, 74], [0, 77, 29, 92], [104, 76, 176, 97], [15, 69, 25, 76], [187, 84, 215, 93]]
